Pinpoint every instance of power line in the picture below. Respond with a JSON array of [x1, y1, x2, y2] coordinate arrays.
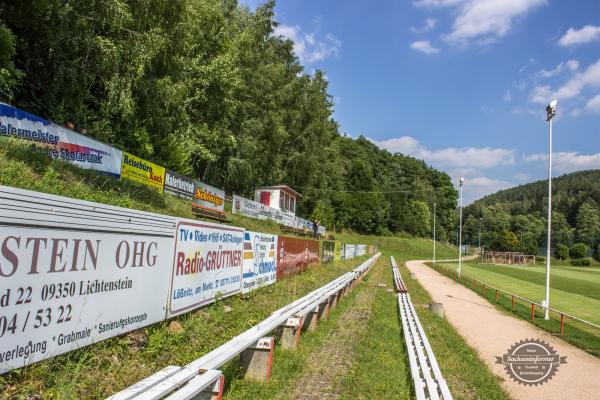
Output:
[[288, 185, 453, 195]]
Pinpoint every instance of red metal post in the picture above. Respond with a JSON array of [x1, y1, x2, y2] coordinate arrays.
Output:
[[531, 303, 535, 320], [495, 290, 499, 302], [560, 314, 565, 335]]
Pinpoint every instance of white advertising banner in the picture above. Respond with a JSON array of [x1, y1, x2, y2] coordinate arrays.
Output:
[[241, 231, 277, 294], [356, 245, 367, 257], [343, 244, 356, 260], [168, 220, 244, 317], [0, 102, 123, 177], [0, 225, 173, 374], [232, 195, 326, 234]]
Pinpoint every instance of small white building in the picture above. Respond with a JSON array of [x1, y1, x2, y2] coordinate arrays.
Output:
[[254, 185, 301, 214]]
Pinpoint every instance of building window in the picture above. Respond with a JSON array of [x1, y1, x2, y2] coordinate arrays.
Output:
[[290, 197, 295, 213], [284, 193, 290, 211], [279, 193, 284, 209]]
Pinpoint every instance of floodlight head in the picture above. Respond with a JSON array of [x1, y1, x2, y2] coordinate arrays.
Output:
[[459, 177, 464, 186], [546, 99, 558, 121]]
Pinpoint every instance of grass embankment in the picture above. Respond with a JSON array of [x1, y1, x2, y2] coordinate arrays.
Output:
[[0, 138, 283, 235], [433, 261, 600, 357]]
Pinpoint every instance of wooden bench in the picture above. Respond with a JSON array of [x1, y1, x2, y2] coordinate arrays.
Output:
[[191, 206, 230, 223], [279, 224, 324, 239]]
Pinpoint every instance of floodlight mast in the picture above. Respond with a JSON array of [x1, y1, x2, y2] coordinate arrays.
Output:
[[433, 202, 436, 266], [458, 177, 464, 277], [544, 99, 557, 320]]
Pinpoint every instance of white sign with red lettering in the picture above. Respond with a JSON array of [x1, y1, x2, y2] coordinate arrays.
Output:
[[168, 220, 244, 317]]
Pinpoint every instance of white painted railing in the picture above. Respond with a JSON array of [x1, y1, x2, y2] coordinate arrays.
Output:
[[108, 253, 380, 400]]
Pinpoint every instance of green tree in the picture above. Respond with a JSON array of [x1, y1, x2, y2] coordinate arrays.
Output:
[[555, 244, 569, 260], [575, 201, 600, 247], [0, 23, 22, 101], [569, 243, 587, 259]]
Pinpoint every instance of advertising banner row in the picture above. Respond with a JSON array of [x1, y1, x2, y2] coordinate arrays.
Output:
[[232, 194, 326, 235], [341, 243, 372, 260], [0, 186, 319, 374], [0, 102, 226, 215]]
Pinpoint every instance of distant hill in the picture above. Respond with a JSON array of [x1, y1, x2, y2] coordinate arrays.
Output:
[[463, 170, 600, 254]]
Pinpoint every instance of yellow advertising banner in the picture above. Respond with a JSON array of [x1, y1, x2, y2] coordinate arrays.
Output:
[[121, 152, 165, 191]]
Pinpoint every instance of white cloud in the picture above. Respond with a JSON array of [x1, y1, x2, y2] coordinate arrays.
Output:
[[503, 90, 512, 102], [273, 24, 341, 64], [370, 135, 517, 202], [536, 59, 579, 79], [524, 151, 600, 174], [558, 25, 600, 47], [515, 173, 531, 182], [410, 40, 440, 54], [463, 176, 513, 201], [530, 58, 600, 104], [370, 136, 515, 169], [411, 18, 438, 33], [417, 0, 546, 45], [585, 94, 600, 113]]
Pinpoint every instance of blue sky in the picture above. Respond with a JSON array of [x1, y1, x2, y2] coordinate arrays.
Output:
[[242, 0, 600, 203]]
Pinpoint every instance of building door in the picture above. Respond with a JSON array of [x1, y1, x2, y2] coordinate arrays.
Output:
[[260, 191, 271, 207]]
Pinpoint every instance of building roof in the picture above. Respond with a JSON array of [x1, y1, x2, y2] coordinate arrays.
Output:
[[255, 185, 302, 198]]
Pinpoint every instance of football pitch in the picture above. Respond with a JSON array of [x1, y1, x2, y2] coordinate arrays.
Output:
[[442, 261, 600, 326]]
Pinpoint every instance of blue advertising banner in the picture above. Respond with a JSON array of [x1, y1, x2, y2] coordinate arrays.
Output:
[[0, 103, 123, 177]]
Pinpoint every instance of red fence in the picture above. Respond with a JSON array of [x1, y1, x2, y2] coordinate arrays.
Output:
[[276, 236, 320, 279]]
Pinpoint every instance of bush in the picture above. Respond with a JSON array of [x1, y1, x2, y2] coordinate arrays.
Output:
[[535, 256, 545, 262], [569, 243, 587, 259], [571, 258, 591, 266], [595, 244, 600, 261], [555, 244, 569, 260]]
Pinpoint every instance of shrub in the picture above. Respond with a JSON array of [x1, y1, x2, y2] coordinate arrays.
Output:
[[555, 244, 569, 260], [535, 256, 545, 262], [569, 243, 587, 259], [571, 258, 591, 266]]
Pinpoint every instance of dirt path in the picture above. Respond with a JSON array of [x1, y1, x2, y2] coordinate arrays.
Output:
[[283, 266, 381, 400], [406, 259, 600, 400]]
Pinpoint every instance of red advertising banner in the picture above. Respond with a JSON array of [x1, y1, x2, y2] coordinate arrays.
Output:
[[276, 236, 320, 279]]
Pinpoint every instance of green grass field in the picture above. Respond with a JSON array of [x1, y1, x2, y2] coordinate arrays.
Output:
[[434, 259, 600, 356]]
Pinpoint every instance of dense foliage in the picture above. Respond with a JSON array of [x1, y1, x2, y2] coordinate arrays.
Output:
[[0, 0, 456, 236], [464, 169, 600, 255]]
